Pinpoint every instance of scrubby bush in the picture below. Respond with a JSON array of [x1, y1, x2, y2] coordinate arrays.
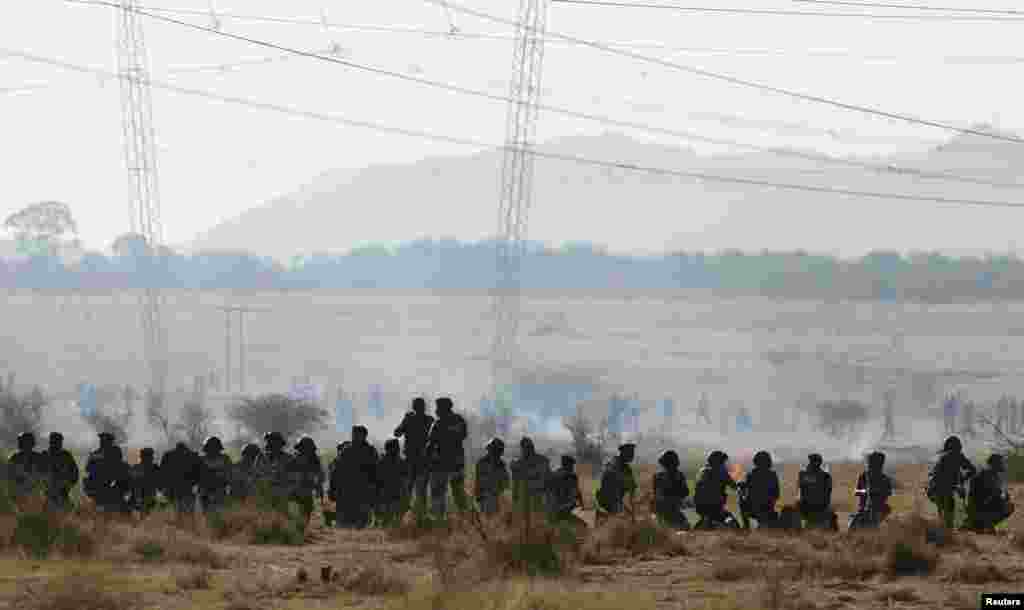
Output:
[[13, 511, 94, 559]]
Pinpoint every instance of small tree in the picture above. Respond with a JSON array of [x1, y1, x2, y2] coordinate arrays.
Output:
[[0, 385, 44, 447], [4, 201, 78, 258], [146, 390, 173, 446], [562, 406, 605, 471], [177, 399, 212, 448], [227, 394, 328, 444]]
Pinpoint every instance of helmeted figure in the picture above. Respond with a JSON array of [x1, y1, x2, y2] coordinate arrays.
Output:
[[130, 447, 161, 515], [596, 443, 637, 516], [740, 451, 781, 529], [474, 438, 510, 515], [256, 432, 294, 505], [547, 455, 586, 527], [850, 451, 893, 529], [653, 450, 690, 530], [95, 445, 133, 514], [288, 437, 325, 524], [693, 450, 739, 529], [231, 444, 262, 502], [424, 397, 468, 517], [41, 432, 79, 511], [510, 437, 551, 513], [965, 454, 1015, 533], [927, 435, 977, 529], [375, 438, 409, 527], [798, 454, 837, 531], [83, 432, 118, 504], [394, 397, 435, 511], [330, 426, 379, 528], [198, 437, 233, 513], [8, 432, 46, 500], [160, 441, 201, 514]]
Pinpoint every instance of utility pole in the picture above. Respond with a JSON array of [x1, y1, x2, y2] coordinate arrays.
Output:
[[216, 306, 266, 394], [491, 0, 549, 413], [115, 0, 167, 399]]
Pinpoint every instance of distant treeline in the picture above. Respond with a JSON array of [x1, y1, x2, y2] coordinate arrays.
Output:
[[1, 240, 1020, 302]]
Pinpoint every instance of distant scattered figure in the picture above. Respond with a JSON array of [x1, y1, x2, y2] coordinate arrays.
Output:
[[943, 390, 959, 435], [696, 392, 712, 426], [882, 388, 896, 440]]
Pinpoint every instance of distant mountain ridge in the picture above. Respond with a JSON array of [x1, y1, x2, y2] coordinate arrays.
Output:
[[188, 126, 1024, 260]]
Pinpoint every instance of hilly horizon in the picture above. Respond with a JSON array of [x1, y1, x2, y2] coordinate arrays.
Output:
[[187, 126, 1024, 261]]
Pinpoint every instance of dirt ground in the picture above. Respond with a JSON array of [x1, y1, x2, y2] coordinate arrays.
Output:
[[1, 462, 1022, 610]]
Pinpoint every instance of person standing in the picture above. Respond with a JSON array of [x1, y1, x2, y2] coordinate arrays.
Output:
[[41, 432, 79, 511], [424, 397, 468, 518], [394, 397, 434, 512]]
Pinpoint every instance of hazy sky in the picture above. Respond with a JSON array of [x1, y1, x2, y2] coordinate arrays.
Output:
[[3, 0, 1023, 249]]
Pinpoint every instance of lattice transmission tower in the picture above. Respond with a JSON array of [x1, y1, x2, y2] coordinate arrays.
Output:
[[491, 0, 549, 410], [115, 0, 168, 398]]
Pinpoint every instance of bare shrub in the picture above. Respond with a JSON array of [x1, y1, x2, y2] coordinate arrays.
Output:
[[227, 394, 328, 443], [587, 518, 686, 558], [0, 386, 44, 446], [177, 399, 213, 448]]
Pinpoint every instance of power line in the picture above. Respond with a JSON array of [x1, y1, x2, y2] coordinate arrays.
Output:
[[549, 0, 1024, 20], [61, 0, 1024, 190], [428, 0, 1024, 145], [792, 1, 1024, 16], [59, 1, 1024, 63], [8, 48, 1024, 211]]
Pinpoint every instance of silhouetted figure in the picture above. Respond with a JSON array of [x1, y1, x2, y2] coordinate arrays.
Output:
[[547, 455, 586, 528], [510, 437, 551, 513], [83, 432, 118, 504], [596, 443, 637, 517], [375, 439, 408, 527], [290, 437, 324, 525], [331, 425, 378, 528], [653, 450, 690, 530], [474, 438, 509, 515], [198, 437, 232, 513], [161, 442, 201, 514], [394, 397, 434, 512], [850, 451, 892, 529], [131, 447, 161, 515], [927, 435, 976, 529], [41, 432, 79, 511], [424, 397, 468, 517], [798, 454, 836, 531], [8, 432, 45, 500], [693, 450, 739, 529], [966, 454, 1015, 533], [231, 444, 262, 502], [740, 451, 780, 529]]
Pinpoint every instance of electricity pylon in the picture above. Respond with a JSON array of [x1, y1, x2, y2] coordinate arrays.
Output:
[[491, 0, 549, 413], [115, 0, 168, 398]]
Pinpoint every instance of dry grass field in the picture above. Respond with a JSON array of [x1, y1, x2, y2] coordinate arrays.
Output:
[[0, 461, 1020, 610]]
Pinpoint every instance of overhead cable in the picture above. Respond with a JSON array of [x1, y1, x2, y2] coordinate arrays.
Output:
[[792, 0, 1024, 16], [60, 0, 1024, 190], [426, 0, 1024, 145], [549, 0, 1024, 21], [8, 48, 1024, 211]]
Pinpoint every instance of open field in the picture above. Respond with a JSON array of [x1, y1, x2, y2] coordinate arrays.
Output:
[[3, 290, 1024, 453], [0, 461, 1021, 610]]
